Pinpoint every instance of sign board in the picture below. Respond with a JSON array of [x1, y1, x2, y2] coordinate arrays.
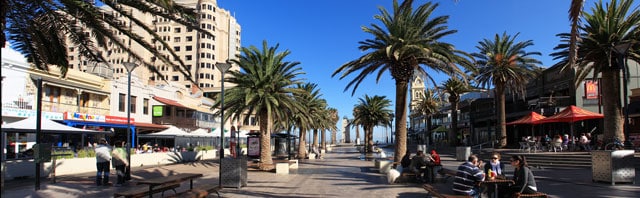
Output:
[[585, 80, 599, 99], [152, 105, 164, 117], [247, 137, 260, 157]]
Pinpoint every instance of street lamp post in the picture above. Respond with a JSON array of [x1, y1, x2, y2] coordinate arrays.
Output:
[[123, 62, 137, 180], [613, 43, 634, 149], [216, 61, 231, 188]]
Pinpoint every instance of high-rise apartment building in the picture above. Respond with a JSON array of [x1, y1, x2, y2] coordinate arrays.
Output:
[[66, 0, 241, 98]]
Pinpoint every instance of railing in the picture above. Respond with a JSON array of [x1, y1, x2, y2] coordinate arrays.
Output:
[[41, 101, 109, 115], [470, 141, 494, 153]]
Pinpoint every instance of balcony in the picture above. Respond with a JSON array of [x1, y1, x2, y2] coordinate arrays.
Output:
[[41, 101, 109, 115]]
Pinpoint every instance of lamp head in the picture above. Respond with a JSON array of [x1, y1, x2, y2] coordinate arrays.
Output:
[[123, 62, 138, 72], [216, 62, 231, 73]]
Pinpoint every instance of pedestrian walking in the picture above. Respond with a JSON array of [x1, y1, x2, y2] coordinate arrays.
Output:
[[95, 138, 112, 186], [111, 140, 128, 186]]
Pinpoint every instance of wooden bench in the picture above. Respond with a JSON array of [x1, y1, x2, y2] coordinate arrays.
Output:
[[113, 182, 180, 198], [514, 192, 548, 198], [166, 184, 222, 198], [423, 184, 471, 198], [436, 168, 458, 183]]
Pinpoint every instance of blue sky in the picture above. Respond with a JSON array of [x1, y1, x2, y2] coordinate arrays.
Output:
[[218, 0, 634, 142]]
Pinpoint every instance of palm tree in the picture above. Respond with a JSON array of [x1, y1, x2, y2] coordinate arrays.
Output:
[[292, 83, 324, 159], [221, 41, 306, 166], [332, 0, 472, 164], [551, 0, 640, 143], [413, 88, 441, 145], [328, 108, 339, 145], [440, 77, 476, 146], [353, 95, 393, 154], [4, 0, 211, 79], [472, 32, 541, 147], [568, 0, 586, 72]]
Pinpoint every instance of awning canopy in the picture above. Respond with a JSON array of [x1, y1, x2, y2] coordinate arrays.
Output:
[[537, 105, 603, 124], [152, 96, 188, 108], [506, 111, 546, 125], [1, 116, 105, 134]]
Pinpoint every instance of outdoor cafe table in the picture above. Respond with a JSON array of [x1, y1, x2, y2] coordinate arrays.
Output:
[[480, 178, 514, 198], [136, 173, 203, 198]]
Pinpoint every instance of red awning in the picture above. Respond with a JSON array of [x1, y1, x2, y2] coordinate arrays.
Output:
[[152, 96, 187, 108], [506, 112, 546, 125], [537, 105, 604, 124], [135, 122, 169, 129]]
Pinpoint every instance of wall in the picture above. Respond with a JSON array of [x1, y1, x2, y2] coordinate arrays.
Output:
[[2, 150, 218, 180]]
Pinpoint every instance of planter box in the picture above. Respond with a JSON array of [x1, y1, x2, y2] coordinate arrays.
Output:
[[220, 156, 248, 188], [591, 150, 636, 185]]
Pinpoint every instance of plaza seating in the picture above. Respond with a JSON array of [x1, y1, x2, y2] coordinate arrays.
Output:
[[423, 184, 470, 198]]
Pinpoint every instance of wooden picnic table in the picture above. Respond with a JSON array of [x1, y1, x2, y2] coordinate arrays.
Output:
[[480, 177, 514, 198], [136, 173, 203, 198]]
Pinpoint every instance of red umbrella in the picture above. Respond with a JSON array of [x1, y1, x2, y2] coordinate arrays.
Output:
[[506, 112, 547, 125], [537, 105, 603, 124], [507, 111, 546, 139], [537, 105, 604, 141]]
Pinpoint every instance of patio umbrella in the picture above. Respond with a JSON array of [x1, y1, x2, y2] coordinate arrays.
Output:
[[506, 111, 546, 138], [537, 105, 604, 139], [506, 111, 547, 125]]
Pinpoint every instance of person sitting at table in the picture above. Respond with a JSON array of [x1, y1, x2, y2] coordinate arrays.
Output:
[[484, 152, 505, 178], [401, 150, 412, 169], [453, 155, 485, 198], [409, 150, 433, 182], [430, 149, 441, 166], [506, 155, 538, 197], [484, 152, 505, 197]]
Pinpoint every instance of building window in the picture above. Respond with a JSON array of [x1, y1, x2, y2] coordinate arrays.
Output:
[[130, 96, 137, 113], [172, 76, 179, 81], [174, 37, 180, 42], [186, 36, 192, 41], [174, 27, 181, 33], [143, 98, 149, 115], [119, 93, 125, 112], [186, 55, 192, 60], [174, 46, 180, 51], [186, 46, 192, 51]]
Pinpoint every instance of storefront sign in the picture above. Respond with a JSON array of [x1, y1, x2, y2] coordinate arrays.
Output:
[[64, 112, 106, 122], [152, 105, 164, 117], [1, 108, 63, 120], [585, 81, 599, 99], [105, 115, 135, 124]]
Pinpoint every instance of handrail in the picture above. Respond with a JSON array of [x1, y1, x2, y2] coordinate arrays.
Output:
[[470, 141, 494, 153]]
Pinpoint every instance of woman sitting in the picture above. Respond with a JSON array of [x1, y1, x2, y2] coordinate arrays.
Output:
[[506, 155, 538, 197]]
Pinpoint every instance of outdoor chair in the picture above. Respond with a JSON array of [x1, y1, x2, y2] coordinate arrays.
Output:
[[519, 142, 528, 151], [550, 142, 563, 152]]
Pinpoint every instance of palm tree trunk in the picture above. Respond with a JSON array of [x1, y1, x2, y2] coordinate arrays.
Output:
[[426, 115, 433, 144], [355, 126, 360, 144], [496, 86, 507, 147], [367, 126, 374, 153], [259, 113, 273, 165], [321, 130, 326, 150], [393, 80, 409, 164], [449, 100, 459, 146], [601, 70, 624, 141], [313, 129, 319, 152], [297, 127, 307, 159]]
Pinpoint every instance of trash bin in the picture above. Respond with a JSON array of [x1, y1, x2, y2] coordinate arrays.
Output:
[[591, 150, 635, 185], [456, 146, 470, 161], [221, 156, 248, 188]]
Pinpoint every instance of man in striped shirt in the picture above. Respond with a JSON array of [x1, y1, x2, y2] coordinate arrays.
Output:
[[452, 155, 485, 198]]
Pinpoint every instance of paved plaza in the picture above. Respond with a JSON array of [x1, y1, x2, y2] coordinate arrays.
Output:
[[1, 144, 639, 198]]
